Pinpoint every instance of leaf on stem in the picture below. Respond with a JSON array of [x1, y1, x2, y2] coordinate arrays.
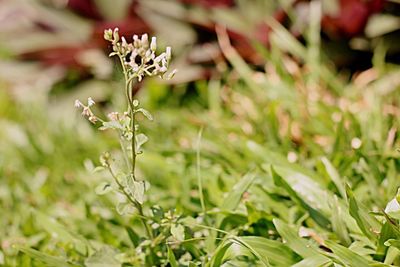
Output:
[[95, 182, 113, 195], [170, 224, 185, 242]]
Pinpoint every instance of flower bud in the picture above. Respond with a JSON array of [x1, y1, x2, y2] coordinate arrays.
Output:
[[103, 29, 113, 41], [167, 69, 177, 80], [141, 34, 148, 47], [133, 35, 139, 48], [87, 97, 95, 107], [165, 46, 171, 61], [113, 28, 119, 43], [121, 37, 128, 47], [150, 37, 157, 51], [88, 116, 98, 124], [107, 112, 119, 121]]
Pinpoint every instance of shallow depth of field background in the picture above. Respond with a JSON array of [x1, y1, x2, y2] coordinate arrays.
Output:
[[2, 0, 400, 266]]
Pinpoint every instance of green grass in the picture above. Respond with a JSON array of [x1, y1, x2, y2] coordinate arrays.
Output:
[[2, 15, 400, 267]]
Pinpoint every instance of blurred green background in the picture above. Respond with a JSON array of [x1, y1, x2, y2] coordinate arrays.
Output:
[[2, 0, 400, 266]]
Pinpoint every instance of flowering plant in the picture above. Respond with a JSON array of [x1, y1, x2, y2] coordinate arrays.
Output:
[[75, 28, 176, 242]]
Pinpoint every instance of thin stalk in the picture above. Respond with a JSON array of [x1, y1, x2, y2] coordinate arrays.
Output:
[[117, 55, 153, 239], [196, 127, 206, 213], [106, 163, 153, 238], [130, 108, 136, 179]]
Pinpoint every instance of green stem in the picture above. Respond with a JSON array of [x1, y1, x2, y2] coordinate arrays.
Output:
[[131, 107, 136, 179], [106, 163, 153, 238], [116, 55, 153, 239], [196, 127, 206, 214]]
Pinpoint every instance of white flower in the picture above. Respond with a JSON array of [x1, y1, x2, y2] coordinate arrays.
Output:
[[74, 99, 82, 108], [88, 116, 98, 124], [87, 97, 95, 107], [107, 112, 119, 121], [82, 107, 91, 117], [141, 34, 148, 47]]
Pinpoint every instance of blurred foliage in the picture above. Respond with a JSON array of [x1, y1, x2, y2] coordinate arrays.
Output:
[[1, 0, 400, 266]]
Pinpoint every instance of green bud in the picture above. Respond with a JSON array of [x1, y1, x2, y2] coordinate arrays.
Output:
[[104, 29, 113, 41], [113, 28, 119, 43]]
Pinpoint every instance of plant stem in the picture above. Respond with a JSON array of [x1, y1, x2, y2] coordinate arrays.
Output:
[[117, 55, 153, 239], [106, 163, 153, 239], [131, 107, 136, 179], [196, 127, 206, 214]]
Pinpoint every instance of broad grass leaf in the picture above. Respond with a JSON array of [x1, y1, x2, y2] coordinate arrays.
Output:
[[209, 237, 273, 267], [35, 211, 89, 254], [216, 171, 256, 227], [377, 221, 400, 260], [321, 157, 346, 199], [271, 167, 330, 228], [227, 236, 299, 266], [84, 247, 120, 267], [209, 240, 233, 267], [346, 185, 380, 241], [331, 195, 351, 246], [291, 255, 331, 267], [324, 240, 370, 267], [18, 247, 77, 267], [273, 219, 322, 258]]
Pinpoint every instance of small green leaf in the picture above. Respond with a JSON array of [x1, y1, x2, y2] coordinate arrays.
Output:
[[99, 121, 123, 131], [216, 171, 256, 227], [92, 166, 105, 173], [126, 177, 146, 204], [170, 224, 185, 242], [116, 202, 135, 215], [167, 246, 178, 267], [125, 227, 140, 247], [135, 133, 149, 152], [384, 239, 400, 249], [95, 182, 112, 195], [136, 108, 153, 121]]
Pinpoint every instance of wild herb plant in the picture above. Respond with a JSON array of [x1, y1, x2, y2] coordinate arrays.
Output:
[[75, 28, 177, 249]]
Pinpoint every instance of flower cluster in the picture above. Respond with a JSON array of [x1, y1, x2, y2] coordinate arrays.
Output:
[[75, 97, 98, 124], [104, 28, 176, 82]]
